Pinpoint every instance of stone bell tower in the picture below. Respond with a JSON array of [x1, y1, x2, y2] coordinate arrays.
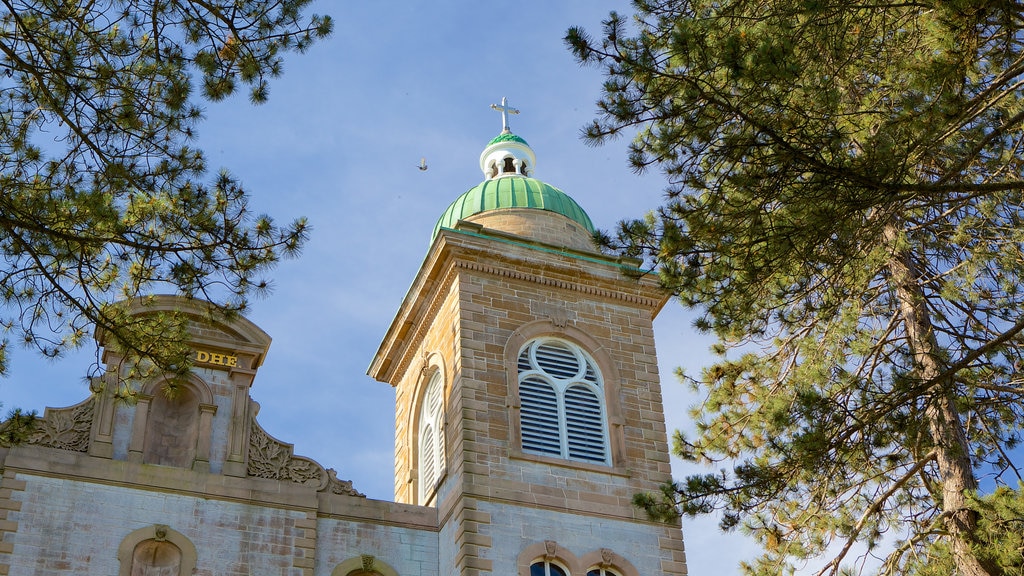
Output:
[[369, 101, 688, 576]]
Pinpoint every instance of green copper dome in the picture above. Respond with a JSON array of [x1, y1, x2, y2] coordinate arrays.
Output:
[[487, 133, 529, 147], [433, 176, 595, 240]]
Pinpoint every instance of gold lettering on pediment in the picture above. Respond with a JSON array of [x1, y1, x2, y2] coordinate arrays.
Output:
[[194, 349, 238, 368]]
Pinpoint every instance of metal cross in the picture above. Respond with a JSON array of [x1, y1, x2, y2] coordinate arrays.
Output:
[[490, 97, 519, 133]]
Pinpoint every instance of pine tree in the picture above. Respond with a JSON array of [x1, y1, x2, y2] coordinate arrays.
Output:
[[567, 2, 1024, 575], [0, 1, 331, 387]]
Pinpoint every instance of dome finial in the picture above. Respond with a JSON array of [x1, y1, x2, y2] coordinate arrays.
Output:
[[489, 96, 519, 133]]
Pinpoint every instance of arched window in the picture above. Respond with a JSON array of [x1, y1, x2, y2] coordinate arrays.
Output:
[[530, 560, 569, 576], [518, 338, 609, 465], [418, 370, 446, 503], [587, 568, 622, 576]]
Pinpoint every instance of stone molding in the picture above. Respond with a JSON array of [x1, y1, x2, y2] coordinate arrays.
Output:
[[384, 262, 460, 385], [374, 248, 664, 387], [369, 230, 667, 385], [2, 447, 432, 530]]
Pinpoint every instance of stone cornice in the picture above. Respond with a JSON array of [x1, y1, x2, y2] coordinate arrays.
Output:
[[370, 230, 670, 384], [454, 259, 664, 309], [370, 257, 460, 385], [0, 446, 435, 531]]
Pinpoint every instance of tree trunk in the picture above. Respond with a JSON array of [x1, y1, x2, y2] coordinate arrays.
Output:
[[885, 230, 993, 576]]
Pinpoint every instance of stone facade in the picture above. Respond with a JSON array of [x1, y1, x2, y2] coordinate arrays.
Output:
[[0, 133, 687, 576]]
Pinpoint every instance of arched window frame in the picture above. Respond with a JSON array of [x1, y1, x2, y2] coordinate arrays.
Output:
[[578, 549, 641, 576], [416, 366, 447, 505], [517, 541, 578, 576], [517, 337, 609, 464], [505, 321, 625, 470]]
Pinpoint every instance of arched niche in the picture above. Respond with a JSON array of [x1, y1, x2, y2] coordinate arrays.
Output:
[[117, 525, 197, 576], [130, 374, 216, 470]]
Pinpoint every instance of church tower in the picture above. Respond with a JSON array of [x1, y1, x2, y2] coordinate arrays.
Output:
[[369, 101, 687, 576]]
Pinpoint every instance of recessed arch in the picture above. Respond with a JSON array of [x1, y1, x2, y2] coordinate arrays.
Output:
[[140, 372, 214, 405], [117, 525, 197, 576], [135, 373, 217, 469]]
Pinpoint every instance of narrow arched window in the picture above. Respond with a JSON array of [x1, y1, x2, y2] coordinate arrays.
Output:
[[417, 371, 446, 503], [503, 157, 516, 173], [518, 338, 609, 465]]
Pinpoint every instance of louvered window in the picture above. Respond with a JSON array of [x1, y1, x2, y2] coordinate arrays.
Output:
[[517, 338, 609, 465], [418, 371, 445, 504]]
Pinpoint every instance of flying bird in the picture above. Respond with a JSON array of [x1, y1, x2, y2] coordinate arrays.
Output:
[[418, 158, 428, 171]]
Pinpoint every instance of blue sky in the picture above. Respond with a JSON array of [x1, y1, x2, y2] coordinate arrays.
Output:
[[0, 2, 757, 573]]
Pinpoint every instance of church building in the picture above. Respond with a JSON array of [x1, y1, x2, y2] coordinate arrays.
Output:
[[0, 102, 688, 576]]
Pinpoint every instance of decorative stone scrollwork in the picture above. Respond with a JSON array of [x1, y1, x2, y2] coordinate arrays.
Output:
[[247, 418, 364, 496], [248, 418, 326, 488], [28, 398, 93, 452], [327, 468, 365, 497]]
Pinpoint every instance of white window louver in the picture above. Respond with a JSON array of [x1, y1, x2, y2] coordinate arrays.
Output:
[[420, 425, 436, 488], [520, 377, 561, 456], [565, 385, 606, 461], [418, 371, 445, 503], [518, 339, 609, 465]]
